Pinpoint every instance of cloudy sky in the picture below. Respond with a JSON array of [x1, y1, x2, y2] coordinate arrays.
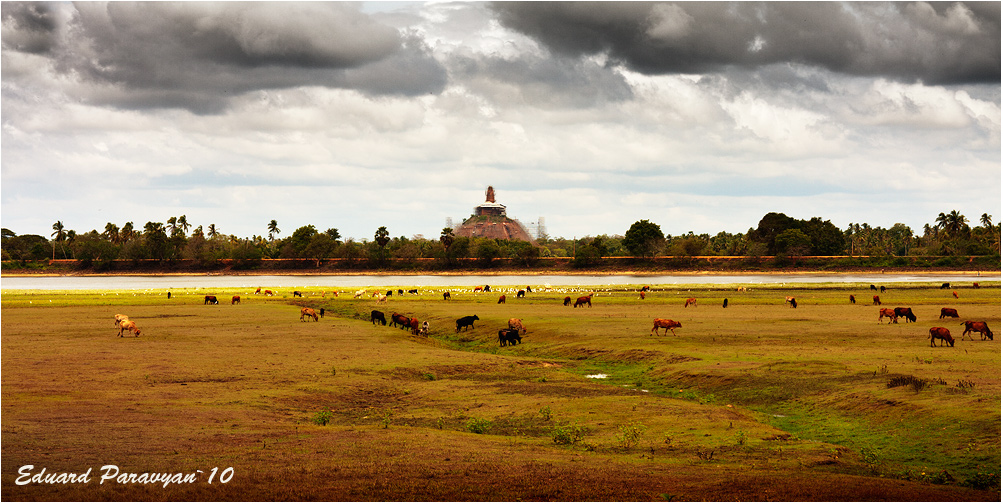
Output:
[[2, 1, 1000, 242]]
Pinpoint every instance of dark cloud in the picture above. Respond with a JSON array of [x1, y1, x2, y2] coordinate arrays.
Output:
[[1, 1, 59, 53], [2, 2, 447, 113], [491, 1, 1001, 85]]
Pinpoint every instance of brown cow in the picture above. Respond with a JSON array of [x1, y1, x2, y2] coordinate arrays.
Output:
[[409, 317, 421, 335], [443, 291, 451, 300], [563, 296, 572, 306], [264, 290, 274, 296], [894, 307, 917, 323], [939, 308, 959, 319], [849, 295, 856, 304], [473, 286, 483, 293], [929, 327, 955, 347], [231, 295, 241, 305], [961, 321, 994, 341], [508, 318, 527, 335], [498, 295, 506, 304], [118, 320, 141, 337], [952, 290, 959, 299], [684, 298, 697, 308], [785, 296, 797, 308], [114, 314, 129, 327], [300, 307, 319, 322], [878, 308, 898, 324], [391, 313, 411, 329], [639, 291, 646, 300], [574, 295, 592, 308], [973, 282, 980, 289], [254, 288, 261, 294], [872, 295, 881, 305], [651, 318, 682, 336]]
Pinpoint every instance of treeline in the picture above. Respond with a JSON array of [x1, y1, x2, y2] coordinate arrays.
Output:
[[2, 210, 999, 271]]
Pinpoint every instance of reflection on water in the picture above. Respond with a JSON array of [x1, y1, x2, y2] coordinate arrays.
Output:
[[0, 273, 995, 291]]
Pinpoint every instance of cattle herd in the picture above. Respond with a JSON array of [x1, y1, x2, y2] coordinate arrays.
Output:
[[115, 283, 995, 351]]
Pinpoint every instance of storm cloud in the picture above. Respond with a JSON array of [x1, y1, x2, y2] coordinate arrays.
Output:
[[491, 2, 1000, 84]]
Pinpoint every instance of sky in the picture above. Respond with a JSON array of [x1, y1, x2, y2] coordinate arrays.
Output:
[[2, 1, 1000, 242]]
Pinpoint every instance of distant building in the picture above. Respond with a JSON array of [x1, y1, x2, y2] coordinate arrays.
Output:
[[453, 186, 536, 242]]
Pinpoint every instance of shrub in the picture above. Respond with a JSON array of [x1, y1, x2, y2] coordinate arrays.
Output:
[[312, 408, 332, 426], [466, 417, 492, 434], [551, 422, 586, 445], [616, 422, 647, 449]]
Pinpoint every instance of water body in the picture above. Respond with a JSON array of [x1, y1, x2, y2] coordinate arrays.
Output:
[[0, 273, 995, 291]]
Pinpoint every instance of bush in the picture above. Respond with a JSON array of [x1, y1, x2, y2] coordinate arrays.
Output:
[[551, 422, 586, 445], [466, 417, 492, 434]]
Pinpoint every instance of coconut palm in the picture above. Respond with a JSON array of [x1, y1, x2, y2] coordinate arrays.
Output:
[[103, 223, 120, 244], [267, 220, 280, 241], [208, 224, 219, 239], [177, 215, 191, 236], [51, 221, 66, 242]]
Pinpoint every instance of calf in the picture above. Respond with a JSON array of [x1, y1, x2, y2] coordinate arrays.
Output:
[[894, 307, 916, 323], [929, 327, 955, 347], [455, 315, 480, 332], [371, 310, 387, 326], [498, 328, 522, 347], [651, 318, 682, 336], [961, 321, 993, 341], [508, 318, 527, 335], [300, 307, 319, 322], [878, 308, 898, 324], [118, 320, 141, 337], [204, 295, 218, 305], [939, 308, 959, 319], [574, 296, 592, 308]]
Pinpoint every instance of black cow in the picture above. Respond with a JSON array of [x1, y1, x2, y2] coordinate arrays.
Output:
[[319, 308, 325, 318], [443, 292, 451, 300], [386, 290, 393, 297], [484, 285, 491, 292], [408, 289, 418, 295], [398, 289, 405, 295], [870, 284, 877, 291], [722, 298, 728, 308], [940, 282, 951, 289], [517, 290, 526, 298], [849, 295, 856, 304], [371, 310, 387, 325], [204, 295, 218, 305], [894, 307, 917, 323], [293, 291, 303, 297], [498, 328, 522, 347], [456, 315, 480, 332], [880, 286, 886, 293]]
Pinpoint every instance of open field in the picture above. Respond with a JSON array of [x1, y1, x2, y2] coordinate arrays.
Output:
[[2, 281, 1000, 501]]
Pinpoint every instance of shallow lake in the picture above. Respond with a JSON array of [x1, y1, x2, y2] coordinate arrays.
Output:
[[0, 273, 995, 291]]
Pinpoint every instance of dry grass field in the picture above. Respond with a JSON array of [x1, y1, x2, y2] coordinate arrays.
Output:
[[2, 281, 1000, 501]]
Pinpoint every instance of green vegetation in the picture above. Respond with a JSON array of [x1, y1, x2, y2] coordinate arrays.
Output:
[[2, 209, 999, 272], [1, 281, 999, 500]]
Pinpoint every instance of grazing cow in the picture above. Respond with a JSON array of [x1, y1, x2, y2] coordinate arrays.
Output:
[[785, 296, 797, 308], [526, 286, 532, 293], [574, 295, 592, 308], [939, 308, 959, 319], [961, 321, 993, 341], [929, 327, 955, 347], [420, 321, 429, 337], [371, 310, 387, 326], [408, 289, 418, 295], [264, 290, 273, 296], [736, 286, 747, 292], [204, 295, 218, 305], [354, 289, 366, 299], [878, 308, 898, 324], [940, 283, 950, 289], [508, 318, 527, 335], [639, 291, 646, 300], [293, 291, 303, 297], [870, 284, 878, 291], [455, 315, 480, 332], [651, 318, 682, 336], [722, 298, 728, 308], [498, 295, 506, 304], [385, 290, 394, 297], [376, 294, 388, 304], [973, 282, 980, 289], [894, 307, 917, 323], [409, 317, 421, 335], [684, 298, 697, 308], [300, 307, 319, 322], [563, 296, 572, 306], [517, 290, 526, 298], [640, 285, 650, 292], [872, 295, 881, 305], [319, 308, 325, 318], [498, 328, 522, 347], [231, 295, 241, 305], [114, 314, 129, 326], [484, 285, 491, 292], [255, 288, 261, 294], [952, 291, 959, 299], [880, 286, 886, 293], [391, 313, 411, 329], [118, 320, 141, 337], [473, 286, 483, 293], [443, 291, 451, 300], [849, 295, 856, 304]]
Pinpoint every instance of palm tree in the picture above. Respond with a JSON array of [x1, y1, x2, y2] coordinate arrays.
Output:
[[120, 222, 135, 242], [166, 217, 178, 237], [51, 221, 66, 242], [980, 213, 992, 229], [104, 223, 120, 244], [177, 215, 191, 236], [267, 220, 280, 241], [208, 224, 219, 239], [375, 226, 390, 263]]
